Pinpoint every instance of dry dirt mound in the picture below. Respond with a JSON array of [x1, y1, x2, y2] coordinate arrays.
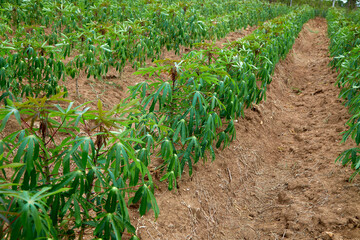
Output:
[[132, 18, 360, 240]]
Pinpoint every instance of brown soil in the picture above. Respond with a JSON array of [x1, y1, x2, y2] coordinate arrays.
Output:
[[130, 18, 360, 240]]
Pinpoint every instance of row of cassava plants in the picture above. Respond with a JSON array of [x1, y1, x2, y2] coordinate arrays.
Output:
[[346, 8, 360, 24], [127, 6, 315, 190], [0, 0, 290, 101], [0, 0, 279, 28], [0, 6, 315, 239], [0, 95, 160, 239], [327, 8, 360, 179]]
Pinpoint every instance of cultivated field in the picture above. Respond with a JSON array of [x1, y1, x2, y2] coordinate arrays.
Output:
[[0, 0, 360, 239]]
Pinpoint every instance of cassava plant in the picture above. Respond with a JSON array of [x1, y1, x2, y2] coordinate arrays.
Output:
[[327, 8, 360, 179], [0, 93, 158, 239], [128, 57, 235, 189], [0, 39, 67, 101]]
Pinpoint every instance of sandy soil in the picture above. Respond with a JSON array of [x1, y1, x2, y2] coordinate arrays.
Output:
[[129, 18, 360, 240]]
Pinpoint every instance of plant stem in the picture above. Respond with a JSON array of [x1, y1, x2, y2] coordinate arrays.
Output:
[[76, 77, 79, 97]]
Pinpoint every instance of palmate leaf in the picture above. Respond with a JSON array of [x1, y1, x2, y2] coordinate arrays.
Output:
[[0, 101, 21, 131], [142, 133, 155, 152], [146, 81, 173, 111], [336, 148, 360, 180], [129, 81, 149, 99], [63, 137, 87, 174], [1, 187, 67, 239], [197, 72, 220, 85], [13, 134, 40, 174], [94, 213, 111, 238], [94, 209, 135, 239], [172, 119, 188, 145], [191, 91, 207, 114], [209, 93, 226, 111], [110, 214, 123, 239], [113, 141, 131, 176], [160, 138, 173, 161], [160, 171, 177, 190], [107, 169, 126, 190], [133, 184, 159, 219]]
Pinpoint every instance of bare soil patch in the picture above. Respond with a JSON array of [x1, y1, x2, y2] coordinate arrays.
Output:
[[132, 18, 360, 240]]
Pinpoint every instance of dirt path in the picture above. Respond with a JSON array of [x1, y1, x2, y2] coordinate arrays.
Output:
[[133, 18, 360, 240]]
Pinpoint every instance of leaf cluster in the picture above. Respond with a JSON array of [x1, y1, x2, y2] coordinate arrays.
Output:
[[327, 8, 360, 179], [0, 94, 157, 239]]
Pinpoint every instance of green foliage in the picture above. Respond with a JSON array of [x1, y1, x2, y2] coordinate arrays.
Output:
[[327, 8, 360, 179], [0, 0, 290, 101], [0, 94, 158, 239], [0, 40, 67, 101], [347, 9, 360, 24], [327, 8, 360, 69]]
